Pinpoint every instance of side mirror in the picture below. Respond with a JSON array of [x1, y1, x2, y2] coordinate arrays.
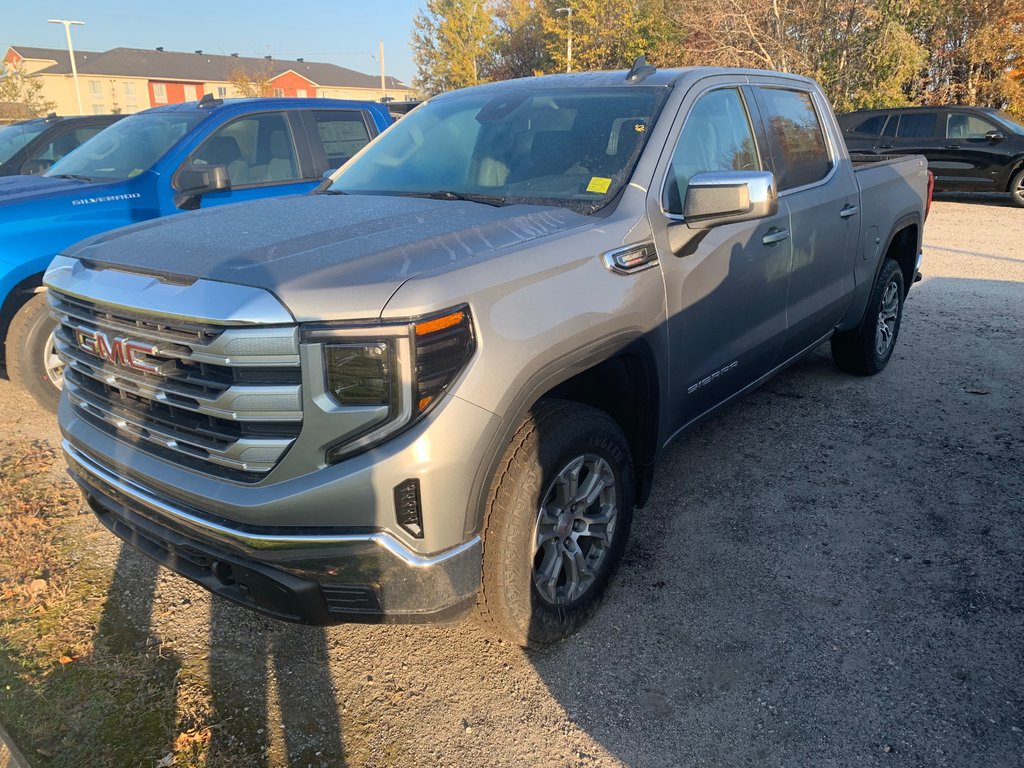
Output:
[[985, 130, 1006, 142], [20, 158, 54, 176], [682, 171, 778, 230], [176, 163, 231, 194]]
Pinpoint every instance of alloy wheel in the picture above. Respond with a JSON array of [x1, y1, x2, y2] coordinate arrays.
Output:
[[532, 453, 619, 606], [875, 280, 900, 356]]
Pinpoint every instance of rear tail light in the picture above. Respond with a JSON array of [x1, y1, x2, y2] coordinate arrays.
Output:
[[925, 170, 935, 221]]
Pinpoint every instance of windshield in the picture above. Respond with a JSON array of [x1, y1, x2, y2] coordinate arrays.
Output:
[[991, 111, 1024, 135], [0, 121, 47, 166], [46, 111, 207, 181], [329, 86, 667, 213]]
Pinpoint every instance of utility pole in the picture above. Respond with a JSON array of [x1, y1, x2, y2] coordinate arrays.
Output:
[[48, 19, 85, 115], [556, 7, 573, 73], [379, 39, 387, 101]]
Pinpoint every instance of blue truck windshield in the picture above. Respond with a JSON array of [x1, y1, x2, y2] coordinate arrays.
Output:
[[330, 87, 666, 213], [0, 121, 47, 165], [46, 111, 207, 181]]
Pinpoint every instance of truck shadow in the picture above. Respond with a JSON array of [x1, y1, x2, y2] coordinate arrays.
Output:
[[521, 277, 1023, 765]]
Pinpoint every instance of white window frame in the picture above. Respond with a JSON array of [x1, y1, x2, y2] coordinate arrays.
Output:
[[184, 84, 198, 102], [153, 83, 168, 104], [88, 80, 103, 98]]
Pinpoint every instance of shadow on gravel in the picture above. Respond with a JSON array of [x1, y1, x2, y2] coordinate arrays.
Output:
[[207, 602, 345, 766], [524, 311, 1024, 767], [93, 546, 347, 767], [932, 191, 1015, 208]]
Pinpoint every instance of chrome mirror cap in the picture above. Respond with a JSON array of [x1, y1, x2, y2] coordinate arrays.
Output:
[[683, 171, 778, 230]]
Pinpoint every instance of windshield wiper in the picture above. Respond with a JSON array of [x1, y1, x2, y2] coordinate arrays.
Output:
[[400, 190, 508, 207], [49, 174, 93, 182]]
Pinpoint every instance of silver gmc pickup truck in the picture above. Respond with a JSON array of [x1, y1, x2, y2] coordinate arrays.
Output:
[[48, 63, 930, 646]]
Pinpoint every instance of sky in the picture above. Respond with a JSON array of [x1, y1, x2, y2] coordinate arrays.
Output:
[[3, 0, 424, 85]]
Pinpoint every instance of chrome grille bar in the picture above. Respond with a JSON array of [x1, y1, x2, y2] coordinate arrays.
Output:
[[46, 257, 304, 480]]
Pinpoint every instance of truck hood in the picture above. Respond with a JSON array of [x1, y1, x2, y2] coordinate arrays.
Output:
[[66, 193, 590, 320], [0, 174, 95, 205]]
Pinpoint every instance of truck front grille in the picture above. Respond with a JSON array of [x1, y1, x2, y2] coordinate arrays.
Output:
[[50, 289, 302, 482]]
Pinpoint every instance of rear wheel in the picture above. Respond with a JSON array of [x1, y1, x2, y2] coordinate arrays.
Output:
[[6, 292, 63, 413], [831, 258, 905, 376], [1010, 168, 1024, 208], [478, 400, 634, 647]]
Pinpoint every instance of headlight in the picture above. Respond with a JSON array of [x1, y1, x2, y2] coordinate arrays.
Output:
[[325, 343, 391, 406], [306, 305, 475, 464]]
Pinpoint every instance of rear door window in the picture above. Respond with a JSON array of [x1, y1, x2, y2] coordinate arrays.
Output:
[[895, 113, 937, 139], [312, 110, 373, 168], [756, 87, 833, 190], [853, 115, 887, 135]]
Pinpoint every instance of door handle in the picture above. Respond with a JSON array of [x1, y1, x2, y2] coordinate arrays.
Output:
[[877, 144, 893, 150], [944, 144, 960, 149], [762, 227, 790, 246], [840, 204, 859, 219]]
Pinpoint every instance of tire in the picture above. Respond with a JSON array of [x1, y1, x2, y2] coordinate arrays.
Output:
[[478, 399, 635, 647], [1010, 167, 1024, 209], [6, 292, 63, 413], [831, 258, 905, 376]]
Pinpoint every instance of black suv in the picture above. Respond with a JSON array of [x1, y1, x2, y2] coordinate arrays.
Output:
[[0, 114, 123, 177], [838, 106, 1024, 207]]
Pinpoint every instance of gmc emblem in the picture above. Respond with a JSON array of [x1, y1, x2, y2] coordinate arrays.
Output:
[[74, 327, 160, 374]]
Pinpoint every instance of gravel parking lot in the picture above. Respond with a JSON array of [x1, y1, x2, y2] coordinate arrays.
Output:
[[1, 196, 1021, 768]]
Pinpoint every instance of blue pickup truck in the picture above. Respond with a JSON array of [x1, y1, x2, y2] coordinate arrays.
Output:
[[1, 95, 393, 410]]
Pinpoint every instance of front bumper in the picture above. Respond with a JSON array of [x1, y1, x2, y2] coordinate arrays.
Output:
[[64, 440, 482, 624]]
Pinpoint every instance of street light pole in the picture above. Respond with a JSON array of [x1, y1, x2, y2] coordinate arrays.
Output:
[[556, 7, 573, 73], [48, 19, 85, 115]]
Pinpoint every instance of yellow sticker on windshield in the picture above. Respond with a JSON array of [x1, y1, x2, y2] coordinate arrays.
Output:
[[587, 177, 612, 194]]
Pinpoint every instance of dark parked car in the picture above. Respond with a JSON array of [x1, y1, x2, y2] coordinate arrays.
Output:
[[838, 106, 1024, 207], [0, 114, 123, 176]]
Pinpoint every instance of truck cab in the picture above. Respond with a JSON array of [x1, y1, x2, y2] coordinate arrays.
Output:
[[1, 96, 393, 410]]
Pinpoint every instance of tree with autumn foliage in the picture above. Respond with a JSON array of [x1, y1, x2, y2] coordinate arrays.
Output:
[[0, 61, 56, 119], [227, 58, 276, 98], [412, 0, 494, 94], [410, 0, 1024, 115]]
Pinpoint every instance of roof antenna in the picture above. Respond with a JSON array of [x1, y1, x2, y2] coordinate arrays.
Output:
[[626, 55, 657, 82], [198, 92, 223, 108]]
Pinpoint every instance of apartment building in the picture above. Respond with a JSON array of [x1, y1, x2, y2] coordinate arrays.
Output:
[[4, 45, 413, 115]]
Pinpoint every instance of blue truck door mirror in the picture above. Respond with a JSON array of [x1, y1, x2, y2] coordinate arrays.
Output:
[[177, 163, 231, 194]]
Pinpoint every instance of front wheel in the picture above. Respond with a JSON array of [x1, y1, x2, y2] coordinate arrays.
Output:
[[6, 292, 63, 413], [478, 400, 634, 647], [831, 258, 905, 376], [1010, 168, 1024, 209]]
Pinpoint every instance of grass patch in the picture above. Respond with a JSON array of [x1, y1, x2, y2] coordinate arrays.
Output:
[[0, 440, 184, 767]]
